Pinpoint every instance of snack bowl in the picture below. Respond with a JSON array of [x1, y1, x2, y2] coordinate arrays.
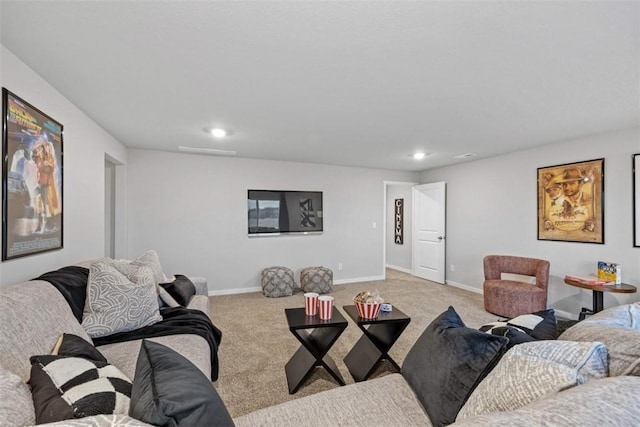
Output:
[[354, 301, 382, 319]]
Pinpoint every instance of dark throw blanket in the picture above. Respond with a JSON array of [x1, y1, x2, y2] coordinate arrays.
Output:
[[36, 266, 222, 381]]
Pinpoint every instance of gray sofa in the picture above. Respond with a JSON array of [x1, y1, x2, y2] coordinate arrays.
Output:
[[2, 261, 639, 427], [0, 264, 211, 427]]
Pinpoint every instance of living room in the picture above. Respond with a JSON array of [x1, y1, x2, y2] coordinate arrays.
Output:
[[0, 1, 637, 320], [1, 2, 639, 426]]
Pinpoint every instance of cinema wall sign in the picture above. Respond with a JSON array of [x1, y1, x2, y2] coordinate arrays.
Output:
[[395, 198, 403, 245]]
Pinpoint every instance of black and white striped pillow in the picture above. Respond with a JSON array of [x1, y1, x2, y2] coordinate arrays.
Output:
[[479, 309, 557, 348], [29, 355, 131, 424]]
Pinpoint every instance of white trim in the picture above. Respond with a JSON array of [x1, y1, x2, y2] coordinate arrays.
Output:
[[334, 275, 385, 285], [209, 286, 262, 296], [446, 280, 483, 294], [386, 264, 413, 274]]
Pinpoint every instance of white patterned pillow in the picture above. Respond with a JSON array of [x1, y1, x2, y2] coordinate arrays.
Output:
[[29, 355, 131, 424], [82, 261, 162, 338], [130, 250, 167, 284], [456, 340, 608, 421]]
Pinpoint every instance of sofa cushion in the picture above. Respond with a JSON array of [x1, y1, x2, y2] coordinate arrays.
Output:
[[233, 373, 430, 427], [456, 340, 608, 421], [401, 306, 509, 427], [130, 340, 234, 427], [0, 280, 93, 381], [158, 275, 197, 307], [452, 376, 640, 426], [81, 261, 162, 338], [29, 354, 132, 424], [0, 365, 35, 427], [559, 302, 640, 376], [479, 309, 557, 348]]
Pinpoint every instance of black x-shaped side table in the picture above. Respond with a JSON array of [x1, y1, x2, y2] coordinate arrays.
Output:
[[284, 307, 348, 394], [343, 304, 411, 382]]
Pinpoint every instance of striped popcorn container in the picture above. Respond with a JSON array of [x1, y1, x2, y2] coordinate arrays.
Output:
[[355, 301, 382, 319], [318, 296, 334, 320], [304, 292, 319, 316]]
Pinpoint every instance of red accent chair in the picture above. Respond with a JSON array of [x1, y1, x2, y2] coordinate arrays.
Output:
[[483, 255, 550, 318]]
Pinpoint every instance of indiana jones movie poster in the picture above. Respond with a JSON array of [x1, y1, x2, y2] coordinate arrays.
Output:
[[2, 89, 63, 260], [537, 158, 604, 244]]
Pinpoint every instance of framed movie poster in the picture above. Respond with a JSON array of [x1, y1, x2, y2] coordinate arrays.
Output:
[[2, 88, 63, 260], [537, 158, 604, 244]]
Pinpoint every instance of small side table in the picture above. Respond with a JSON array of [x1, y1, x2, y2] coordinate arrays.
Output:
[[342, 305, 411, 382], [284, 307, 348, 394], [564, 278, 637, 320]]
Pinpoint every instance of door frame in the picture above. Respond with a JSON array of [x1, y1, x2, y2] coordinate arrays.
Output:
[[382, 180, 418, 279]]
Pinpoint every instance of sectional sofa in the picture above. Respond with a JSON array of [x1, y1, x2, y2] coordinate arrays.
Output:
[[1, 259, 639, 426]]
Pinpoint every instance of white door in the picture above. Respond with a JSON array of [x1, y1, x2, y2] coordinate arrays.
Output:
[[412, 182, 446, 283]]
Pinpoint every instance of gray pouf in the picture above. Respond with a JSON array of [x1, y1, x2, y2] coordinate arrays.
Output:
[[300, 266, 333, 294], [261, 266, 296, 298]]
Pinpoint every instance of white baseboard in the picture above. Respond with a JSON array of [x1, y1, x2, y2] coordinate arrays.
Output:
[[209, 286, 261, 296], [385, 264, 412, 274], [446, 280, 483, 294], [334, 275, 385, 285]]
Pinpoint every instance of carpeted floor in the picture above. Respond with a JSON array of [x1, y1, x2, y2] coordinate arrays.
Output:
[[210, 269, 500, 418]]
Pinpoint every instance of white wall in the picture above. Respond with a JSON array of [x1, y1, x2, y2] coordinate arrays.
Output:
[[126, 150, 418, 294], [0, 45, 128, 287], [385, 183, 414, 272], [421, 128, 640, 318]]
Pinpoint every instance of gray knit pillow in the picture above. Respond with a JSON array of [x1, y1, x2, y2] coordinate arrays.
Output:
[[82, 261, 162, 338]]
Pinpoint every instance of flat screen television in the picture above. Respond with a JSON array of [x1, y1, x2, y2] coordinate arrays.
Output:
[[248, 190, 323, 236]]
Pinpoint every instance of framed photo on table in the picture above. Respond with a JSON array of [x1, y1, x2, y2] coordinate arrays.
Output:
[[634, 153, 640, 247], [2, 88, 63, 260], [537, 158, 604, 244]]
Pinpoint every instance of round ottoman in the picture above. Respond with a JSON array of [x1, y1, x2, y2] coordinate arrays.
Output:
[[300, 266, 333, 294], [261, 266, 296, 298]]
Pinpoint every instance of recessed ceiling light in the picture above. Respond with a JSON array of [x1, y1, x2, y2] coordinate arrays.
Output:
[[203, 127, 233, 138], [413, 152, 426, 160]]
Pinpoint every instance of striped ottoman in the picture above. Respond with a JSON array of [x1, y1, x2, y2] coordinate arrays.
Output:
[[261, 266, 296, 298], [300, 266, 333, 294]]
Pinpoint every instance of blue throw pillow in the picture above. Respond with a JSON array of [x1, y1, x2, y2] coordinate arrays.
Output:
[[401, 306, 508, 427]]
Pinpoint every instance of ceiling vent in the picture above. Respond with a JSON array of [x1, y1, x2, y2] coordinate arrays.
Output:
[[178, 146, 237, 156]]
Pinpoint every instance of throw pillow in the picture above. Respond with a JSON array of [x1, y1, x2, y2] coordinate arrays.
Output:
[[479, 309, 557, 347], [401, 306, 509, 427], [158, 275, 197, 307], [82, 261, 162, 338], [456, 340, 608, 421], [29, 355, 131, 424], [52, 333, 107, 363], [130, 340, 235, 427], [130, 250, 168, 284], [0, 366, 35, 427]]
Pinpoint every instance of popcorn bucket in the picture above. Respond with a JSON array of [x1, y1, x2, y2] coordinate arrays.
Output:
[[318, 296, 334, 320], [304, 292, 319, 316], [355, 301, 382, 319]]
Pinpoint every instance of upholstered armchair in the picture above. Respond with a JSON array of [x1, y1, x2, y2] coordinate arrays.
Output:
[[483, 255, 550, 318]]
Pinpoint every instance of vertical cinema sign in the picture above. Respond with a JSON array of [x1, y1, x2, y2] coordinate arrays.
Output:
[[395, 199, 403, 244]]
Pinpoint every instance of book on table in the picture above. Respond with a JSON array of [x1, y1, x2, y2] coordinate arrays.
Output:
[[565, 274, 613, 286], [597, 261, 621, 284]]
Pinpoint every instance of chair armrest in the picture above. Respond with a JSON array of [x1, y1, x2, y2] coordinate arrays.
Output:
[[189, 276, 209, 296]]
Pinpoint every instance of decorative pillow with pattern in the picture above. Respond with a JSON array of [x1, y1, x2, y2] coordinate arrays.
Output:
[[130, 250, 168, 284], [158, 275, 197, 307], [29, 355, 131, 424], [479, 309, 557, 348], [82, 261, 162, 338]]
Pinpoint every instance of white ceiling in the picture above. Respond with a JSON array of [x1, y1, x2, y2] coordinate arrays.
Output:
[[1, 1, 638, 171]]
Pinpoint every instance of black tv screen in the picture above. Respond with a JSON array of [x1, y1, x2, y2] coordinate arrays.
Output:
[[248, 190, 323, 235]]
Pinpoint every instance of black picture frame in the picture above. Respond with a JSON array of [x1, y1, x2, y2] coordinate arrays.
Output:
[[2, 88, 64, 260], [634, 153, 640, 248], [537, 158, 604, 244]]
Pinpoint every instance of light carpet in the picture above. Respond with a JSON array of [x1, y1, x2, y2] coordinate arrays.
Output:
[[210, 269, 499, 418]]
